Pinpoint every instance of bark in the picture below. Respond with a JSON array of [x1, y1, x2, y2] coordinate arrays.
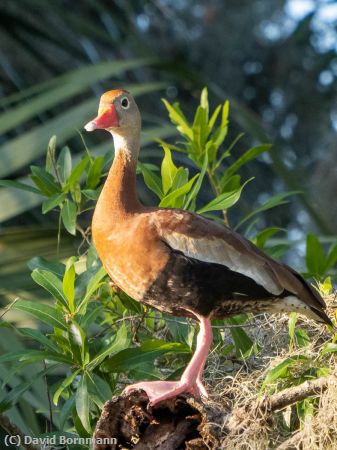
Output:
[[92, 390, 223, 450], [227, 373, 336, 436], [92, 374, 336, 449], [275, 431, 302, 450], [0, 413, 39, 450]]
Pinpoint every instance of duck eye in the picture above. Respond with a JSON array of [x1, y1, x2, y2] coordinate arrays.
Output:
[[121, 97, 129, 109]]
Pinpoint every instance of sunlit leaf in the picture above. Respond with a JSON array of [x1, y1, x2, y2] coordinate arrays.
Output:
[[161, 144, 178, 194], [197, 178, 252, 214]]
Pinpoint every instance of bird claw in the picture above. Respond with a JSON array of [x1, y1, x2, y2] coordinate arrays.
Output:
[[123, 378, 208, 406]]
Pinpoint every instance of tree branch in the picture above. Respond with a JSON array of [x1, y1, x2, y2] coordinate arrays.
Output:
[[0, 414, 39, 450], [227, 373, 337, 438], [275, 431, 302, 450]]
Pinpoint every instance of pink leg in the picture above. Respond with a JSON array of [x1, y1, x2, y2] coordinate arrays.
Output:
[[124, 314, 213, 406]]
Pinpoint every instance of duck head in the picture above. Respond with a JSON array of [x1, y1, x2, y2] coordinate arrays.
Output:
[[84, 89, 141, 136]]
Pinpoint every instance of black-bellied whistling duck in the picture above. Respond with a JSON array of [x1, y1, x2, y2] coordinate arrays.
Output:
[[85, 89, 332, 406]]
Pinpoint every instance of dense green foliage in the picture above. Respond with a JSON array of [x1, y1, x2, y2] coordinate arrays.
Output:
[[0, 90, 336, 445]]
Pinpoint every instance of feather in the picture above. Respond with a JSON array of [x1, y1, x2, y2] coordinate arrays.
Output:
[[152, 209, 332, 325]]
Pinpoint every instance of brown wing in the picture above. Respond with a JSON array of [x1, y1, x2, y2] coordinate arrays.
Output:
[[152, 209, 331, 325]]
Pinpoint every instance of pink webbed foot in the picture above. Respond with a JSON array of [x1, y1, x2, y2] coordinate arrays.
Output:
[[124, 379, 208, 406], [123, 314, 212, 406]]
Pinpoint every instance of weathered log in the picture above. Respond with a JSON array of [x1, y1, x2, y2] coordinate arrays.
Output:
[[93, 390, 223, 450], [93, 374, 336, 449]]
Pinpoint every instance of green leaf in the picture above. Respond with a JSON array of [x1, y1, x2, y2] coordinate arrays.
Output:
[[198, 89, 207, 120], [57, 146, 72, 185], [102, 340, 190, 372], [211, 101, 229, 149], [61, 199, 77, 235], [164, 317, 195, 348], [0, 180, 41, 194], [86, 156, 105, 189], [222, 100, 230, 128], [297, 398, 314, 423], [321, 343, 337, 355], [0, 350, 45, 364], [192, 105, 209, 151], [68, 322, 88, 365], [184, 151, 208, 210], [208, 104, 222, 130], [170, 167, 189, 191], [251, 227, 284, 249], [159, 174, 199, 208], [161, 145, 178, 194], [87, 322, 130, 370], [320, 276, 333, 296], [197, 178, 252, 214], [223, 144, 271, 181], [63, 258, 76, 313], [64, 157, 89, 192], [13, 299, 67, 331], [225, 316, 257, 358], [162, 99, 193, 140], [60, 397, 75, 430], [42, 192, 67, 214], [295, 328, 310, 347], [31, 166, 61, 196], [76, 266, 106, 314], [82, 189, 100, 200], [138, 161, 163, 199], [306, 234, 326, 277], [0, 367, 53, 413], [87, 373, 113, 403], [32, 269, 68, 309], [17, 327, 58, 352], [235, 191, 299, 230], [325, 241, 337, 272], [0, 349, 71, 365], [261, 355, 309, 391], [27, 256, 65, 278], [46, 135, 57, 174], [288, 312, 298, 348], [76, 375, 91, 433], [53, 369, 81, 406]]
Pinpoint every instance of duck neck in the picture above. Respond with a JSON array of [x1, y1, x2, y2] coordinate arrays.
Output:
[[94, 133, 141, 226]]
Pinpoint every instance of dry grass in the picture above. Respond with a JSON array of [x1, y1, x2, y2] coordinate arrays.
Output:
[[203, 293, 337, 450]]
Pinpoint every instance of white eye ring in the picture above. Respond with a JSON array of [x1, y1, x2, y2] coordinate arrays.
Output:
[[121, 97, 130, 109]]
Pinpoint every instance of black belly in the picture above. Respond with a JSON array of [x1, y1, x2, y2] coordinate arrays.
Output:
[[142, 249, 290, 319]]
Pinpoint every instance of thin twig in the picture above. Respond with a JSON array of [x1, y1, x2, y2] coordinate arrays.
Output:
[[0, 297, 19, 320]]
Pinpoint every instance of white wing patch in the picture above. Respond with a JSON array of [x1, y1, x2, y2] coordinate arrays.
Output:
[[161, 231, 283, 296]]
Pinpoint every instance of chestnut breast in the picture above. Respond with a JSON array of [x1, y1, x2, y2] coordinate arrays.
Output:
[[93, 212, 169, 301]]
